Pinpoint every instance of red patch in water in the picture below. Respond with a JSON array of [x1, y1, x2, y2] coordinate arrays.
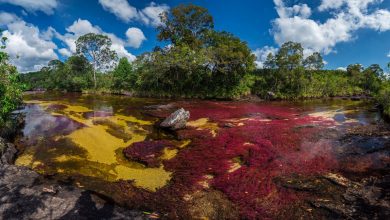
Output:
[[123, 101, 338, 218], [123, 140, 175, 167]]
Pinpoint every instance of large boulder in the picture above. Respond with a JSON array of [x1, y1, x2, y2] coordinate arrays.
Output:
[[160, 108, 190, 130], [0, 137, 17, 165]]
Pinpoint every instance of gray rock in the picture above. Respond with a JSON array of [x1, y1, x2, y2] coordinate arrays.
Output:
[[0, 138, 17, 165], [267, 91, 276, 100], [0, 165, 147, 220], [160, 108, 190, 130]]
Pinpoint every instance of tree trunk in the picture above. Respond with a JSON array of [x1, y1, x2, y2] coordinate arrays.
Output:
[[93, 70, 97, 90]]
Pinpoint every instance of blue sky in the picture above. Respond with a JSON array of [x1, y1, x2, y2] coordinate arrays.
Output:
[[0, 0, 389, 72]]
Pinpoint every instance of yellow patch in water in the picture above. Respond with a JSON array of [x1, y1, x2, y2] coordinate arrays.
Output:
[[179, 140, 191, 148], [187, 118, 219, 137], [18, 100, 173, 191], [114, 165, 171, 191], [160, 148, 179, 160]]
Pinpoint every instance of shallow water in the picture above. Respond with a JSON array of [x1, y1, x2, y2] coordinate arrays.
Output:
[[14, 93, 387, 218]]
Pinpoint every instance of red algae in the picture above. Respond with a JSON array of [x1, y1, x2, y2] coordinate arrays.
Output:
[[123, 140, 175, 167], [122, 101, 339, 219]]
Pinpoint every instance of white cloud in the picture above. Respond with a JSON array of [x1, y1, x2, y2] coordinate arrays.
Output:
[[139, 2, 170, 27], [99, 0, 169, 27], [271, 0, 390, 55], [66, 19, 101, 35], [337, 67, 347, 71], [126, 27, 146, 48], [253, 46, 278, 68], [0, 0, 58, 15], [387, 51, 390, 58], [53, 19, 136, 61], [0, 12, 58, 72], [58, 48, 71, 57], [98, 0, 138, 23], [0, 11, 19, 25]]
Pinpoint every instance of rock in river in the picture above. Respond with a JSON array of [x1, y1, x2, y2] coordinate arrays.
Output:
[[160, 108, 190, 130]]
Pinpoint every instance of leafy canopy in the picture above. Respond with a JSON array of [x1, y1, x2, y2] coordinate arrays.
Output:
[[76, 33, 118, 89], [158, 4, 214, 49]]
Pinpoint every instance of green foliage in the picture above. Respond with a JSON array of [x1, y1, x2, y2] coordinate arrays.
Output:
[[158, 4, 214, 49], [112, 57, 136, 92], [21, 55, 93, 92], [250, 42, 385, 100], [76, 33, 118, 89], [377, 82, 390, 117], [17, 4, 388, 106], [0, 32, 23, 125], [134, 4, 254, 99]]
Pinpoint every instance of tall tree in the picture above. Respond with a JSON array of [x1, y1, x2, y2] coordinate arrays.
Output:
[[275, 41, 304, 70], [347, 63, 364, 75], [48, 59, 64, 70], [76, 33, 118, 89], [264, 53, 277, 69], [112, 57, 136, 91], [303, 52, 324, 70], [0, 31, 23, 124], [158, 4, 214, 49]]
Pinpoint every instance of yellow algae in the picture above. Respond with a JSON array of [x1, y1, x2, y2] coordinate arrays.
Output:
[[15, 154, 35, 167], [114, 165, 171, 191], [187, 118, 219, 137], [18, 99, 174, 191], [160, 148, 179, 160], [228, 162, 241, 173], [115, 114, 153, 126], [66, 125, 140, 164], [187, 118, 209, 127], [179, 140, 191, 148]]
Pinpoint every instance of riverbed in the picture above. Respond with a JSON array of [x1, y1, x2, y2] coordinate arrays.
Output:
[[13, 93, 390, 219]]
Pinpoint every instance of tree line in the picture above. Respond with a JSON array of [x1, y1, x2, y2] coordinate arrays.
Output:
[[5, 4, 390, 117]]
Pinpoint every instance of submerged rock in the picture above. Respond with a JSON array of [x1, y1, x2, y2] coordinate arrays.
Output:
[[277, 173, 390, 219], [160, 108, 190, 130], [0, 165, 146, 220]]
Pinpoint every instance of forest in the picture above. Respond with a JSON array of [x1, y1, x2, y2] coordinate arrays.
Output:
[[2, 4, 390, 124]]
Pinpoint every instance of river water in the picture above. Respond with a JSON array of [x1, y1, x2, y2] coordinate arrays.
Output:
[[14, 93, 389, 219]]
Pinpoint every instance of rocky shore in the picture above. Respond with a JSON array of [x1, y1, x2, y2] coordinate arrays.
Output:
[[0, 137, 146, 220]]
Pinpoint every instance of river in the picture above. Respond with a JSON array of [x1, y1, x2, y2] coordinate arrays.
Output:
[[13, 92, 389, 219]]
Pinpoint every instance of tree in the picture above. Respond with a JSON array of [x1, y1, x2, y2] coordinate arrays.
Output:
[[0, 31, 23, 124], [264, 53, 276, 69], [76, 33, 118, 89], [112, 57, 136, 91], [158, 4, 214, 49], [205, 31, 256, 96], [275, 41, 304, 70], [303, 52, 324, 70], [48, 59, 64, 70], [347, 64, 364, 75], [362, 64, 384, 92]]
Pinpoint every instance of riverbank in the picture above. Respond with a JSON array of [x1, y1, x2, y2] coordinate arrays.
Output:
[[0, 116, 147, 219]]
